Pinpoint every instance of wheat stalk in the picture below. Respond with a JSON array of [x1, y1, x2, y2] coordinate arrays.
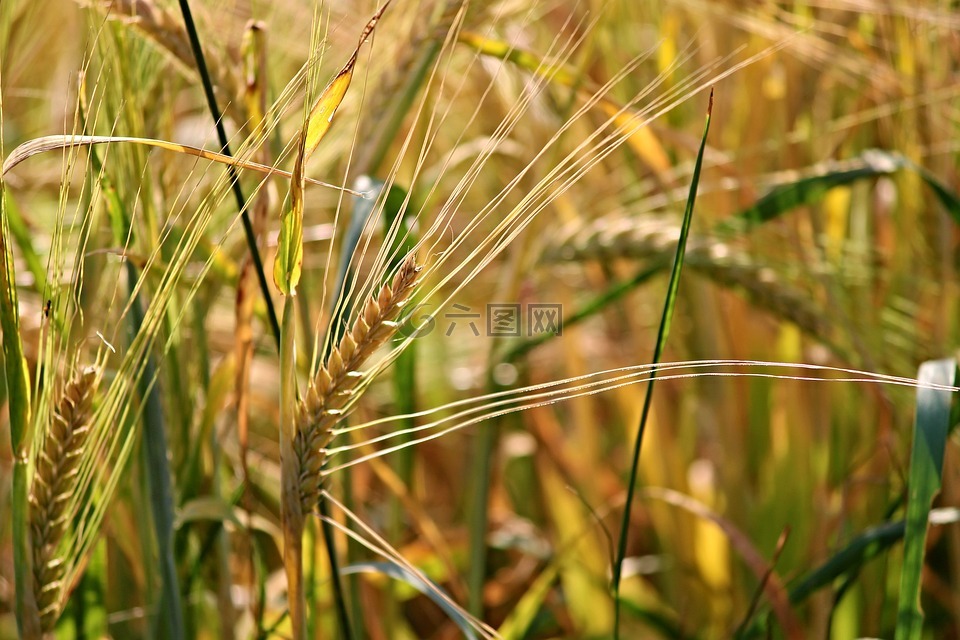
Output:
[[296, 254, 421, 512], [29, 366, 99, 632]]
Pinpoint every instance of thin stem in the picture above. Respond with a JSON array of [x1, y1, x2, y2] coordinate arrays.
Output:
[[175, 0, 281, 350], [279, 300, 306, 638], [611, 90, 713, 638], [127, 259, 186, 640]]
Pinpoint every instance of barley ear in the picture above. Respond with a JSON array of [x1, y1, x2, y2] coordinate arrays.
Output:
[[297, 255, 421, 511], [29, 366, 99, 632], [88, 0, 241, 122]]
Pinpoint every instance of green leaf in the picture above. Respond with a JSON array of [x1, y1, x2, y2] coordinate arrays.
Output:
[[2, 162, 40, 638], [613, 90, 714, 638], [2, 195, 46, 295], [0, 192, 30, 455], [784, 508, 960, 608], [896, 358, 957, 640], [272, 195, 304, 296]]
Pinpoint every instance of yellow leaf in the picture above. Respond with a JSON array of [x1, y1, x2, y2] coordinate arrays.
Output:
[[302, 67, 355, 163], [300, 1, 391, 165], [275, 1, 391, 295]]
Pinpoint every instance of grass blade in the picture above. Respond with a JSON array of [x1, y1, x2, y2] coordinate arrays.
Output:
[[896, 358, 957, 639], [612, 89, 713, 638], [790, 508, 960, 607], [741, 509, 960, 637]]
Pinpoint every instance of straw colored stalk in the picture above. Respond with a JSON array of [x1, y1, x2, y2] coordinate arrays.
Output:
[[296, 254, 421, 512], [236, 19, 271, 492], [29, 366, 99, 632]]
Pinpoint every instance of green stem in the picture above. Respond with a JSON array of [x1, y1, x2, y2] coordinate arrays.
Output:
[[279, 299, 306, 638], [12, 456, 41, 638], [466, 410, 498, 618]]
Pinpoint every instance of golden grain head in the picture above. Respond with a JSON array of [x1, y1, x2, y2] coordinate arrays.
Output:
[[296, 255, 421, 511], [29, 365, 100, 631]]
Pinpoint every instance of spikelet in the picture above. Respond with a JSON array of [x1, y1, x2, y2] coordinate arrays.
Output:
[[542, 216, 830, 338], [29, 366, 99, 631], [296, 255, 421, 511], [542, 215, 712, 263]]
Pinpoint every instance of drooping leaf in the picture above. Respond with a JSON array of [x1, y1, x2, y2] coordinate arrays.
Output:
[[1, 134, 357, 193], [341, 561, 479, 640]]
